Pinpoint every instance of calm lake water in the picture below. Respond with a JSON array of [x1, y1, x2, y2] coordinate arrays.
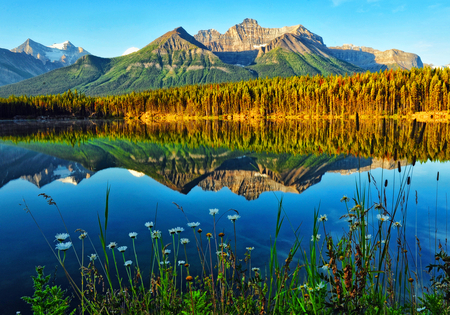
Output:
[[1, 120, 449, 314]]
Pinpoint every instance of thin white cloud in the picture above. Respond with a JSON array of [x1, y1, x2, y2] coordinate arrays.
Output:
[[392, 4, 406, 13]]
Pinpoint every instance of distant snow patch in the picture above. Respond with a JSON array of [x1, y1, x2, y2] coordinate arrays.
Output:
[[253, 44, 267, 48], [122, 47, 140, 56], [49, 41, 70, 50]]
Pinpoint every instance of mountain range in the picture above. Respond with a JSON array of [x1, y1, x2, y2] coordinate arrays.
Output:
[[0, 19, 424, 97], [0, 39, 89, 87], [0, 140, 404, 200]]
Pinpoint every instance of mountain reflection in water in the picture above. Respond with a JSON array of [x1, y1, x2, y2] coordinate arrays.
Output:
[[0, 120, 449, 314], [0, 141, 405, 200]]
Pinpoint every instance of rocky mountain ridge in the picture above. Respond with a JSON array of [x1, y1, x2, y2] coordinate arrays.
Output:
[[194, 18, 324, 52], [328, 43, 423, 71], [0, 39, 90, 87], [0, 19, 423, 95], [11, 39, 90, 66]]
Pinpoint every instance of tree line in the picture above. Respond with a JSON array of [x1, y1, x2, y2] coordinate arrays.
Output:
[[0, 67, 449, 119]]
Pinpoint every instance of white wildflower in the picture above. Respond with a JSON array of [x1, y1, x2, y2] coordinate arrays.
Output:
[[145, 221, 154, 228], [55, 233, 70, 242], [227, 214, 241, 222], [180, 238, 190, 244], [55, 241, 72, 251], [124, 260, 132, 267], [377, 214, 390, 222]]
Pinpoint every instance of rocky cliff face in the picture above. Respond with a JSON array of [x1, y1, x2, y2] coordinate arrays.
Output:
[[194, 18, 327, 66], [328, 44, 423, 71], [195, 18, 324, 52]]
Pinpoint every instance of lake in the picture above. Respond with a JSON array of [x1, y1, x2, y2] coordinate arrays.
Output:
[[1, 119, 449, 314]]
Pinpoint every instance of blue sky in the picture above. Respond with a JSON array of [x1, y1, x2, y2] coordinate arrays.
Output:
[[1, 0, 449, 66]]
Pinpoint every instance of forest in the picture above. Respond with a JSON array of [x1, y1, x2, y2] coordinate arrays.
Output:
[[0, 67, 449, 119]]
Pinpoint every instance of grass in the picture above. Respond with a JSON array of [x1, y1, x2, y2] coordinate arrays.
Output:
[[21, 161, 450, 314]]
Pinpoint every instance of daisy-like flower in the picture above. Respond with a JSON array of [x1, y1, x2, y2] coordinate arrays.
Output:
[[78, 232, 88, 240], [107, 242, 117, 249], [55, 241, 72, 251], [321, 264, 330, 271], [311, 234, 321, 242], [209, 208, 219, 215], [227, 214, 241, 222], [168, 228, 176, 235], [206, 233, 213, 238], [124, 260, 132, 267], [160, 260, 170, 265], [175, 227, 184, 233], [393, 221, 402, 228], [381, 240, 386, 244], [318, 214, 328, 222], [350, 204, 362, 212], [246, 247, 254, 251], [55, 233, 70, 242], [178, 260, 185, 266], [129, 232, 138, 239], [145, 221, 154, 228], [216, 251, 229, 256], [117, 246, 127, 252], [88, 253, 98, 261], [377, 214, 390, 222], [316, 282, 326, 290], [340, 195, 349, 202], [252, 267, 260, 272], [164, 249, 171, 254], [180, 238, 190, 244], [151, 230, 162, 239], [365, 234, 372, 240], [187, 222, 200, 228]]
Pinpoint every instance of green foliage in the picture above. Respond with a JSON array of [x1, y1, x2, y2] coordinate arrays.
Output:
[[22, 266, 74, 315], [181, 290, 212, 315]]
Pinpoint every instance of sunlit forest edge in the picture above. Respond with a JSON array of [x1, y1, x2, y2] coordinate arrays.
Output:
[[0, 67, 449, 121]]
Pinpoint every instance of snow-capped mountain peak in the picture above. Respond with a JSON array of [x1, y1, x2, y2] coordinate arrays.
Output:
[[48, 40, 72, 50], [11, 39, 89, 65]]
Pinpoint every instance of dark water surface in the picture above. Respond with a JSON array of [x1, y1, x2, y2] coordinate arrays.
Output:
[[1, 120, 450, 314]]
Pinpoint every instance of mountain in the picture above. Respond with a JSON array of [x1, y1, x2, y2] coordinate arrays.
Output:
[[0, 39, 90, 87], [195, 18, 361, 76], [0, 27, 255, 97], [1, 19, 424, 97], [0, 48, 57, 86], [328, 44, 423, 71], [11, 39, 90, 66]]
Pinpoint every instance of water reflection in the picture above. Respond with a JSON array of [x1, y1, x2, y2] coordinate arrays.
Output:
[[1, 120, 449, 314]]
